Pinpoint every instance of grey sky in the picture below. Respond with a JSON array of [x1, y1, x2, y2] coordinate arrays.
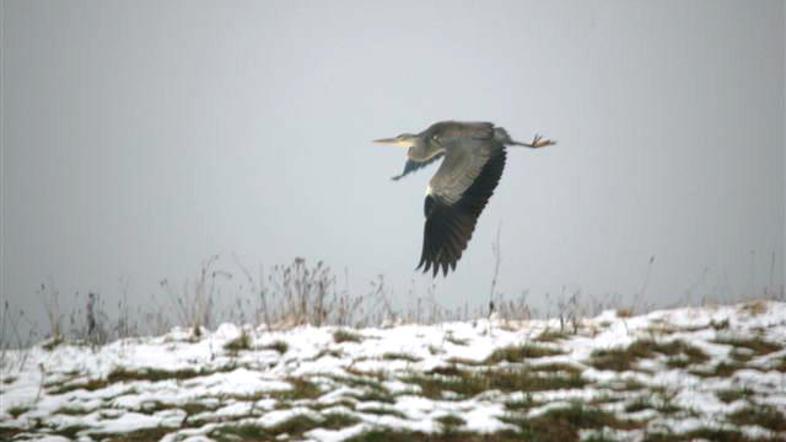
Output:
[[2, 1, 785, 333]]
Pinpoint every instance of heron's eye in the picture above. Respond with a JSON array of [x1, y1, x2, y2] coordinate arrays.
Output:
[[432, 134, 440, 141]]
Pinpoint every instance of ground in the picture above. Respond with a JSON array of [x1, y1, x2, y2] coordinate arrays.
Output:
[[1, 301, 785, 441]]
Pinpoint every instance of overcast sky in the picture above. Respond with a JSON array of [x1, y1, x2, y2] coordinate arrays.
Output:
[[2, 1, 785, 334]]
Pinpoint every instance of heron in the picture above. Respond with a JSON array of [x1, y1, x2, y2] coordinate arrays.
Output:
[[374, 121, 555, 277]]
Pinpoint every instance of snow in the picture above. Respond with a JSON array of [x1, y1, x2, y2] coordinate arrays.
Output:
[[1, 300, 785, 441]]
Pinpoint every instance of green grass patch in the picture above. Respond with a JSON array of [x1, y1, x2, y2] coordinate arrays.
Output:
[[404, 367, 585, 399], [275, 412, 358, 434], [436, 414, 466, 433], [7, 404, 31, 418], [41, 336, 65, 351], [712, 336, 782, 356], [275, 377, 322, 401], [716, 387, 755, 403], [181, 401, 215, 415], [100, 426, 172, 441], [54, 405, 93, 415], [47, 377, 111, 395], [428, 365, 464, 376], [690, 361, 746, 378], [603, 378, 648, 391], [0, 428, 24, 440], [445, 357, 485, 366], [588, 341, 654, 371], [334, 329, 363, 343], [589, 339, 708, 371], [590, 394, 625, 405], [445, 335, 470, 346], [504, 394, 536, 410], [262, 340, 288, 354], [224, 331, 252, 351], [710, 318, 731, 330], [527, 362, 585, 375], [326, 371, 389, 394], [652, 394, 682, 415], [727, 404, 786, 431], [539, 402, 642, 430], [535, 330, 569, 342], [346, 389, 395, 404], [314, 348, 344, 359], [357, 406, 406, 418], [210, 423, 269, 441], [211, 412, 359, 441], [624, 396, 652, 413], [503, 401, 644, 441], [486, 343, 565, 363], [333, 371, 395, 402], [345, 429, 526, 442], [52, 424, 91, 439], [643, 427, 770, 442], [729, 348, 754, 362], [2, 375, 17, 384], [583, 433, 621, 442], [107, 366, 218, 383], [382, 352, 422, 363]]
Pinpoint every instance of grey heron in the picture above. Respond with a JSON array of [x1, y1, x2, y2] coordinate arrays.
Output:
[[374, 121, 554, 277]]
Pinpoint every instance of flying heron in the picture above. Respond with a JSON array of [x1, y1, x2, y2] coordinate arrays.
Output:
[[374, 121, 554, 277]]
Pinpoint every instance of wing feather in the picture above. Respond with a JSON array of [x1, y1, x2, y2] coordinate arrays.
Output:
[[391, 154, 444, 181], [416, 139, 506, 276]]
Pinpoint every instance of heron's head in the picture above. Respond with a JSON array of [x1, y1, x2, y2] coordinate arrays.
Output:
[[372, 133, 420, 148]]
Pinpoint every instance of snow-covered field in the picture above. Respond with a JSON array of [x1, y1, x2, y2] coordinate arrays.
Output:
[[1, 301, 785, 441]]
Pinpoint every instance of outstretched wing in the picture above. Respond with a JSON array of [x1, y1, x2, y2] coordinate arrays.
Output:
[[417, 134, 506, 276], [391, 154, 444, 181]]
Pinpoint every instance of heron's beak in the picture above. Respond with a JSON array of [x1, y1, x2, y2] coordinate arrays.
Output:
[[373, 137, 405, 147], [374, 137, 416, 148]]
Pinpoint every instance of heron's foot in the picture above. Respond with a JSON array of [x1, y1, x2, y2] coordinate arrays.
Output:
[[525, 134, 556, 148]]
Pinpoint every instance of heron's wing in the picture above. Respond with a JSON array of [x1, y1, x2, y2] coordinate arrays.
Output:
[[391, 153, 444, 181], [417, 137, 506, 276]]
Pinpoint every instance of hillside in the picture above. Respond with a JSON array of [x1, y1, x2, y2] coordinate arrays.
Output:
[[1, 301, 785, 441]]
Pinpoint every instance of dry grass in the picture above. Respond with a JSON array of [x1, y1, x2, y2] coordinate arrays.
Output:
[[738, 301, 768, 316]]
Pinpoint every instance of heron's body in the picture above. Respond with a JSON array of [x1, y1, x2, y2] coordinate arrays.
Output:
[[375, 121, 554, 277]]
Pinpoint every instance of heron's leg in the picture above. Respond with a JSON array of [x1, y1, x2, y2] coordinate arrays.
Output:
[[516, 134, 556, 148]]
